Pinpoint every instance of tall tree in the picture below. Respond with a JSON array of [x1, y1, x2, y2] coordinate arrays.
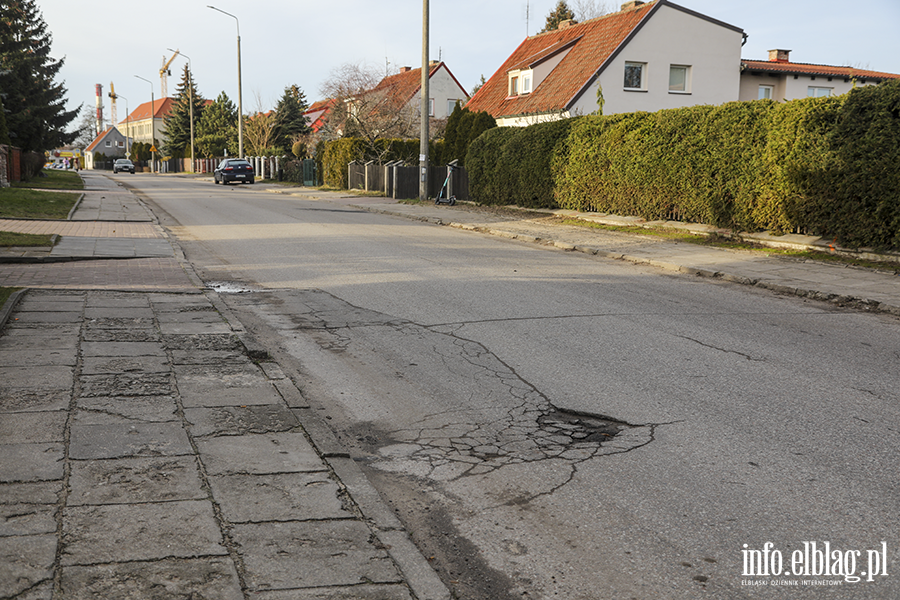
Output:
[[0, 0, 78, 151], [540, 1, 576, 33], [273, 84, 311, 153], [162, 64, 206, 158], [196, 91, 237, 158]]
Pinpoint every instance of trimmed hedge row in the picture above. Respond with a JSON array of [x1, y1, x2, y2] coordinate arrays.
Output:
[[467, 79, 900, 250]]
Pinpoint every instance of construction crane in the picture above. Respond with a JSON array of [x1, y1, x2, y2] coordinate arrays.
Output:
[[108, 82, 118, 128], [160, 50, 180, 97]]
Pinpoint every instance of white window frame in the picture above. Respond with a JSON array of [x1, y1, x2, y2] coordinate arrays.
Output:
[[807, 86, 832, 98], [758, 85, 774, 100], [624, 61, 647, 91], [105, 140, 111, 148], [448, 99, 459, 115], [429, 98, 434, 117], [668, 65, 691, 94], [522, 70, 533, 94]]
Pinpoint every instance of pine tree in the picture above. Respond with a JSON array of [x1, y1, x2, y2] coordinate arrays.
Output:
[[196, 92, 238, 158], [162, 64, 206, 158], [540, 1, 577, 33], [0, 0, 78, 152], [273, 84, 311, 153]]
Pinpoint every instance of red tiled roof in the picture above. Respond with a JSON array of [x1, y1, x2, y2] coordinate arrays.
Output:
[[120, 97, 177, 124], [85, 128, 115, 153], [741, 60, 900, 81], [371, 62, 469, 107], [466, 2, 657, 118], [304, 99, 336, 133]]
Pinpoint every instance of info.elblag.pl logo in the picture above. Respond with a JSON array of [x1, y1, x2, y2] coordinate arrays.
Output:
[[742, 542, 891, 586]]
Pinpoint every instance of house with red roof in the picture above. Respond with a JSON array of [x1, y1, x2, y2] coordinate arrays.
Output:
[[118, 97, 176, 148], [466, 0, 744, 126], [376, 61, 469, 121], [739, 49, 900, 101], [304, 99, 337, 133], [84, 127, 132, 169]]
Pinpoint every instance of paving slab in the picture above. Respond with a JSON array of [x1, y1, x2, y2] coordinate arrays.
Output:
[[59, 557, 244, 600], [0, 443, 65, 482], [80, 341, 167, 358], [61, 500, 227, 565], [253, 585, 414, 600], [0, 503, 58, 536], [0, 348, 76, 366], [79, 373, 175, 397], [81, 355, 170, 375], [175, 364, 282, 407], [0, 411, 68, 444], [0, 534, 56, 596], [0, 389, 70, 412], [207, 472, 352, 523], [0, 481, 62, 505], [73, 395, 180, 424], [67, 456, 206, 505], [68, 422, 193, 459], [196, 432, 325, 475], [184, 404, 300, 436], [0, 366, 73, 391], [233, 520, 402, 591]]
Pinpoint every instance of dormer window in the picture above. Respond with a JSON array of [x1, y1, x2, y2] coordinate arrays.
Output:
[[521, 71, 533, 94], [509, 75, 519, 96]]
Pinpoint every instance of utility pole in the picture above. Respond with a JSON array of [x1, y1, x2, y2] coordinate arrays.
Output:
[[419, 0, 429, 201]]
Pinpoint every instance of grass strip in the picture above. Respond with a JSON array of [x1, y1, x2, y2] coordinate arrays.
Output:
[[0, 287, 21, 308], [0, 188, 78, 219], [0, 231, 55, 247], [12, 169, 84, 190]]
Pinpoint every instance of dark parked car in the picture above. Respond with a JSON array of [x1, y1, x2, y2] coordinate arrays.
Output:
[[214, 159, 255, 184], [113, 159, 135, 174]]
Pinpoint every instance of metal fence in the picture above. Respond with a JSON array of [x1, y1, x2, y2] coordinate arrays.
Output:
[[349, 160, 469, 201]]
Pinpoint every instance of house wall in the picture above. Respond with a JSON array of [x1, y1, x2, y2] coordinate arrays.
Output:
[[408, 66, 469, 119], [738, 71, 880, 101], [570, 4, 743, 117]]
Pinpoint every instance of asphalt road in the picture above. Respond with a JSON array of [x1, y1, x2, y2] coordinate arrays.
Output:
[[123, 173, 900, 600]]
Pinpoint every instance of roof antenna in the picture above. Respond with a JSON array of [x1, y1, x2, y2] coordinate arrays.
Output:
[[525, 1, 531, 36]]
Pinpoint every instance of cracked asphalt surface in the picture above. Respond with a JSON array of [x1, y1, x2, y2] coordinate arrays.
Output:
[[94, 173, 900, 600]]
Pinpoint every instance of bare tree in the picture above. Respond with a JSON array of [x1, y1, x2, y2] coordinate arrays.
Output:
[[243, 91, 279, 156], [571, 0, 610, 21], [318, 62, 421, 158], [72, 106, 99, 150]]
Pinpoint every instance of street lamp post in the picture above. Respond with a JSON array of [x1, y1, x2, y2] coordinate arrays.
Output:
[[134, 75, 155, 173], [419, 0, 430, 201], [168, 48, 195, 173], [208, 5, 243, 158], [118, 94, 130, 157]]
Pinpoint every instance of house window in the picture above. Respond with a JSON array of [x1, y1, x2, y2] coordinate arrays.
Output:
[[668, 65, 690, 93], [808, 86, 832, 98], [758, 85, 774, 100], [509, 76, 519, 96], [624, 62, 646, 91], [429, 98, 434, 117], [522, 73, 532, 94], [105, 141, 111, 147], [448, 99, 460, 114]]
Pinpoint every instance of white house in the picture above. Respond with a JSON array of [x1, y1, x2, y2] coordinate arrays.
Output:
[[466, 0, 745, 126], [84, 127, 132, 169], [739, 49, 900, 101], [372, 61, 469, 120]]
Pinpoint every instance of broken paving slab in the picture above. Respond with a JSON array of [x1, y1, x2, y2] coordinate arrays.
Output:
[[83, 307, 154, 320], [73, 395, 180, 424], [82, 328, 160, 343], [0, 411, 67, 444], [79, 373, 174, 397], [68, 422, 193, 460], [207, 472, 352, 523], [162, 333, 243, 351], [0, 443, 65, 483], [80, 356, 170, 375], [170, 349, 251, 365], [58, 557, 244, 600], [196, 432, 325, 476], [0, 389, 69, 413], [0, 534, 56, 597], [61, 500, 227, 565], [183, 405, 300, 437], [80, 341, 167, 357], [251, 585, 414, 600], [67, 456, 206, 506]]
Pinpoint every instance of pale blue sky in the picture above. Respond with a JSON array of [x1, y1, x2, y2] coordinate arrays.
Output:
[[37, 0, 900, 125]]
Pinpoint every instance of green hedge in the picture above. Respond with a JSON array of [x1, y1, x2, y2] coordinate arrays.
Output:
[[466, 79, 900, 250]]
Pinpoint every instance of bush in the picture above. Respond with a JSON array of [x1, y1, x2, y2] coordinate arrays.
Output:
[[21, 152, 46, 180], [496, 117, 577, 208], [466, 126, 523, 205]]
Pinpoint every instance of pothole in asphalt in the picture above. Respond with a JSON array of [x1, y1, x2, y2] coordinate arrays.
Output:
[[207, 281, 261, 294], [536, 409, 628, 444]]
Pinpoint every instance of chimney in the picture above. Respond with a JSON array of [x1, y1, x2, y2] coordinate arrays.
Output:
[[558, 18, 575, 30], [768, 49, 791, 63], [400, 66, 412, 73], [620, 1, 645, 10]]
